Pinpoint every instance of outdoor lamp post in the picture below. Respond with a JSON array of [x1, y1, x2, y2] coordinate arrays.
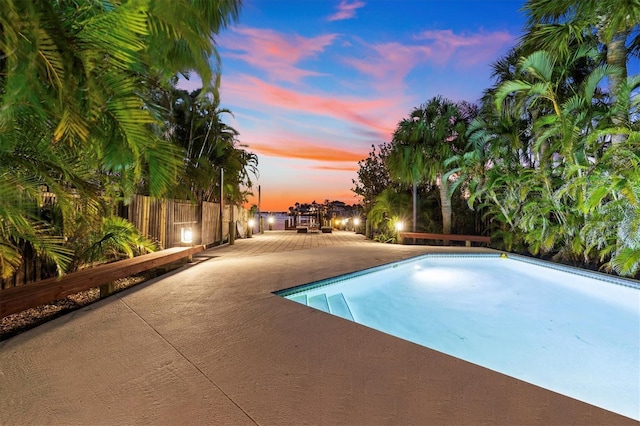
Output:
[[268, 215, 274, 231], [395, 221, 404, 244], [247, 218, 255, 238], [353, 217, 361, 232]]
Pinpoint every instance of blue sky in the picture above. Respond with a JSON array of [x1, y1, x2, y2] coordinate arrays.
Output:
[[181, 0, 529, 211]]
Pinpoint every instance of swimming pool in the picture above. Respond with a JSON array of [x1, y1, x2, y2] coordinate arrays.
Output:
[[277, 254, 640, 420]]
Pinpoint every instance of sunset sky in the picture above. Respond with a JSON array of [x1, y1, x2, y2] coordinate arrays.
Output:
[[180, 0, 526, 212]]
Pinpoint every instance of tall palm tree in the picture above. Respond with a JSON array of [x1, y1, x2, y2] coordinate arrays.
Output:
[[391, 97, 472, 235], [387, 135, 426, 232], [168, 89, 258, 204]]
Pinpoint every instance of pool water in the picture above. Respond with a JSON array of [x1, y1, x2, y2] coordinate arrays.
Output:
[[277, 254, 640, 420]]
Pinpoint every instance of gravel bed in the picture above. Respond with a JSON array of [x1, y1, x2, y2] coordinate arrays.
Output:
[[0, 274, 153, 341]]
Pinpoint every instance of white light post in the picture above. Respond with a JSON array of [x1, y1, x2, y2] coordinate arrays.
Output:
[[395, 221, 404, 244], [247, 218, 255, 238]]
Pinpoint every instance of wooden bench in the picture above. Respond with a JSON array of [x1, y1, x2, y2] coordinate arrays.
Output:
[[296, 226, 308, 233], [0, 245, 205, 318], [399, 232, 490, 247]]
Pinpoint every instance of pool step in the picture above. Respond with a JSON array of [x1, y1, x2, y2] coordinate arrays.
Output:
[[308, 294, 330, 313], [289, 294, 308, 305], [294, 292, 354, 322], [327, 293, 355, 321]]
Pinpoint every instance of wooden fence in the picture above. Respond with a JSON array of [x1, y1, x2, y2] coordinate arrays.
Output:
[[1, 195, 248, 289], [124, 195, 248, 248]]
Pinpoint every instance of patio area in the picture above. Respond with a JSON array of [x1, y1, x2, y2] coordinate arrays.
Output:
[[0, 231, 634, 425]]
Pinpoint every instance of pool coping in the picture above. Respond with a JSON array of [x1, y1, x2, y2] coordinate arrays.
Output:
[[277, 252, 640, 297]]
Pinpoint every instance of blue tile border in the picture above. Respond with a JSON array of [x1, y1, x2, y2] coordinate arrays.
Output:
[[275, 252, 640, 297]]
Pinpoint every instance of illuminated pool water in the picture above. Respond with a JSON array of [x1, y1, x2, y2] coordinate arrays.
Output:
[[277, 254, 640, 420]]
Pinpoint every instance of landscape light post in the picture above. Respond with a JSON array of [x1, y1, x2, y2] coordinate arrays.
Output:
[[395, 221, 404, 244], [247, 218, 255, 238]]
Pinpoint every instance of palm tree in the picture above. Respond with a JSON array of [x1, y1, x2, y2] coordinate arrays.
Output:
[[390, 97, 473, 235], [486, 47, 640, 270], [569, 75, 640, 275], [168, 89, 258, 204], [495, 47, 614, 158], [387, 136, 426, 232], [522, 0, 640, 143], [368, 188, 411, 243], [145, 0, 241, 92], [0, 173, 73, 279], [0, 0, 243, 278]]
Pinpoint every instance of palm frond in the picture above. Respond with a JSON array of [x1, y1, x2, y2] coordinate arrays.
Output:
[[520, 50, 556, 82], [606, 248, 640, 276]]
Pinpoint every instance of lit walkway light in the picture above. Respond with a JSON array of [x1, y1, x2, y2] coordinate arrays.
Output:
[[247, 219, 255, 238], [181, 227, 193, 244]]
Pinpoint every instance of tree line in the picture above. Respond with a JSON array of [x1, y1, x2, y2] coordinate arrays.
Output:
[[0, 0, 257, 279], [353, 0, 640, 276]]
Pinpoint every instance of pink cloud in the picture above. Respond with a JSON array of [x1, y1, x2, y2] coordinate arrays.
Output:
[[343, 30, 515, 85], [343, 41, 433, 89], [222, 74, 402, 139], [414, 29, 515, 66], [327, 0, 366, 22], [219, 27, 338, 83]]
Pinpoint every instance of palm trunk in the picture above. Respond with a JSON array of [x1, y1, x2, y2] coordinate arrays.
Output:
[[412, 180, 417, 232], [438, 174, 452, 236], [606, 32, 628, 145]]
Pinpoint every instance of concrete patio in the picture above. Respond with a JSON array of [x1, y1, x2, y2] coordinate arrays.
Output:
[[0, 231, 634, 425]]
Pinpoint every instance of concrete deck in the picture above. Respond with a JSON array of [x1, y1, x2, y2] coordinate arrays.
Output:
[[0, 231, 634, 425]]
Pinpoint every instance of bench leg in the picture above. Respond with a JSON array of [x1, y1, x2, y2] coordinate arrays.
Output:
[[100, 282, 116, 298]]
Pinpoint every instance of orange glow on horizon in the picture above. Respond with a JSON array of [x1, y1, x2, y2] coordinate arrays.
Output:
[[244, 189, 360, 212], [249, 142, 364, 163]]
